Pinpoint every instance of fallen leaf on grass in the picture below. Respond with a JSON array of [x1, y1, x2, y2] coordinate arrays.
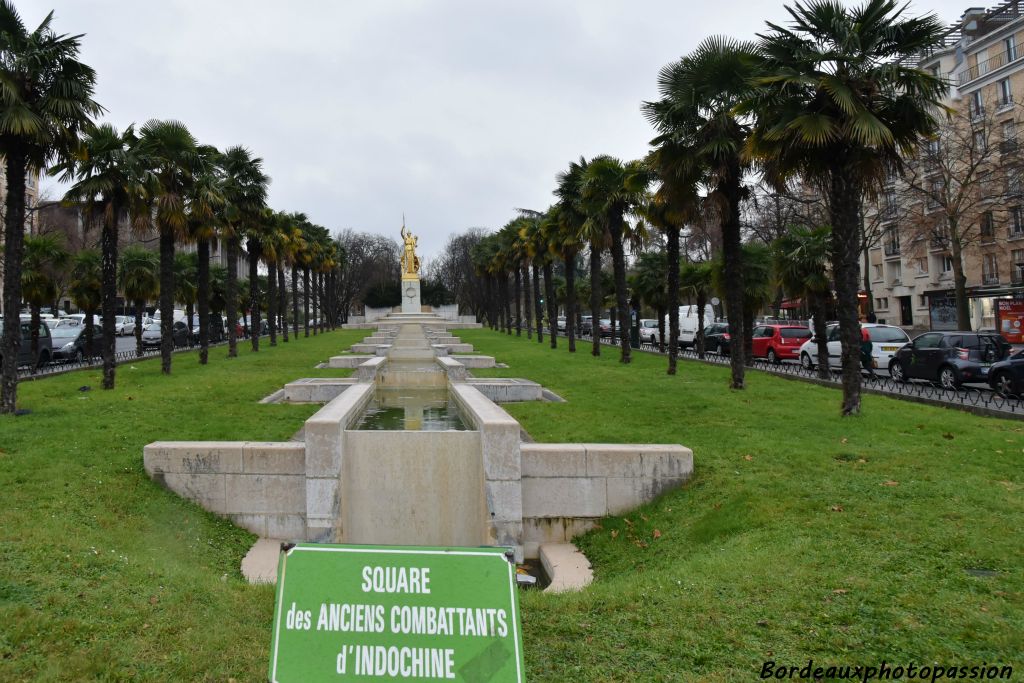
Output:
[[830, 504, 844, 512], [610, 530, 618, 539], [882, 480, 899, 487], [743, 454, 754, 461], [149, 595, 159, 605], [756, 620, 769, 627], [832, 589, 848, 595], [653, 529, 662, 539], [840, 437, 848, 444]]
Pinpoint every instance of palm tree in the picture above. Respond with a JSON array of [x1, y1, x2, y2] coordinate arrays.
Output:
[[646, 137, 701, 374], [118, 246, 159, 357], [553, 165, 589, 353], [219, 146, 269, 356], [631, 251, 669, 352], [773, 225, 833, 379], [518, 212, 548, 345], [579, 156, 651, 363], [22, 234, 68, 370], [680, 261, 714, 358], [745, 0, 946, 414], [137, 119, 197, 374], [69, 250, 102, 360], [644, 37, 762, 388], [0, 2, 102, 413], [55, 123, 144, 388], [185, 144, 224, 364], [174, 252, 198, 341]]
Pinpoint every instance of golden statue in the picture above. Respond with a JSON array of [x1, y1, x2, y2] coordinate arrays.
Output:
[[400, 220, 420, 279]]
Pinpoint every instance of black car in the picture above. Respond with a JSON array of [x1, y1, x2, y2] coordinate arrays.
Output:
[[704, 322, 733, 355], [889, 331, 1011, 389], [988, 348, 1024, 397], [50, 325, 95, 362], [141, 320, 192, 349], [0, 318, 53, 368]]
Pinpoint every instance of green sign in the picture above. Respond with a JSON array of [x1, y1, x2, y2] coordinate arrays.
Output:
[[268, 543, 525, 682]]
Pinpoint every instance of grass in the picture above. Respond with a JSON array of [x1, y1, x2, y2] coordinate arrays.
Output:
[[460, 329, 1024, 681], [0, 326, 1021, 681]]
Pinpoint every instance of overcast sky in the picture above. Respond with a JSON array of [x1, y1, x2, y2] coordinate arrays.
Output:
[[25, 0, 969, 259]]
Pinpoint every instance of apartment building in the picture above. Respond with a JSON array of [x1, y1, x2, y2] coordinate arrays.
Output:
[[866, 1, 1024, 332], [0, 165, 42, 314]]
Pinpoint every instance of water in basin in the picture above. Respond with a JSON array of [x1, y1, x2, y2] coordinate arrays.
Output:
[[354, 387, 469, 431]]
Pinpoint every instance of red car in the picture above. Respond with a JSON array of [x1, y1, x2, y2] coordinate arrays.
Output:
[[752, 324, 812, 363]]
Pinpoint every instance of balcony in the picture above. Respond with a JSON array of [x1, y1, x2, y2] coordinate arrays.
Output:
[[959, 42, 1024, 86], [883, 242, 901, 257], [1012, 270, 1024, 285], [982, 273, 1000, 285], [1011, 228, 1024, 240], [930, 237, 949, 251], [1001, 139, 1019, 154]]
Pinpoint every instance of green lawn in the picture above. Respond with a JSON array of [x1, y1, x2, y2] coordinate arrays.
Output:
[[1, 327, 1022, 681]]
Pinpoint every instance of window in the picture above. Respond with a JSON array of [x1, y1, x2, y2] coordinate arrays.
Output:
[[926, 138, 941, 156], [916, 257, 929, 274], [883, 190, 897, 218], [980, 211, 995, 238], [914, 332, 944, 349], [974, 129, 987, 152], [873, 263, 883, 280], [970, 90, 984, 118], [999, 78, 1013, 106], [1004, 119, 1016, 141], [1006, 36, 1018, 62], [1012, 248, 1024, 283], [927, 179, 944, 208], [1013, 207, 1024, 236], [876, 297, 889, 309], [919, 295, 928, 307], [941, 255, 954, 273], [1008, 173, 1023, 197], [888, 262, 902, 283], [983, 253, 999, 283]]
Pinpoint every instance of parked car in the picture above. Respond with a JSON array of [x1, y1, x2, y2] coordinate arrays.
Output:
[[662, 304, 716, 348], [988, 347, 1024, 396], [116, 315, 136, 336], [597, 319, 613, 338], [49, 325, 92, 363], [889, 330, 1011, 389], [579, 316, 593, 336], [752, 324, 811, 363], [556, 316, 567, 333], [799, 323, 910, 372], [0, 318, 53, 368], [639, 319, 660, 344], [189, 313, 226, 343], [141, 320, 192, 349], [704, 322, 733, 355]]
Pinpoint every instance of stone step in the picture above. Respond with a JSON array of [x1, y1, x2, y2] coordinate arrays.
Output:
[[242, 538, 283, 584]]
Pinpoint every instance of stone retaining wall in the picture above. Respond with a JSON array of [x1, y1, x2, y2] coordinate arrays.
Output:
[[143, 441, 307, 538], [519, 443, 693, 558]]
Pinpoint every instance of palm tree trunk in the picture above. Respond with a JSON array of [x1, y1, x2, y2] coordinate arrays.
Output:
[[101, 210, 118, 389], [303, 266, 311, 337], [565, 248, 577, 353], [248, 239, 260, 352], [828, 159, 864, 415], [522, 266, 532, 340], [666, 225, 680, 372], [720, 169, 745, 389], [267, 258, 277, 346], [279, 266, 289, 342], [159, 230, 175, 374], [134, 299, 144, 358], [226, 236, 239, 358], [608, 218, 631, 364], [544, 262, 557, 350], [696, 290, 707, 359], [197, 239, 210, 364], [532, 264, 543, 343], [502, 276, 512, 335], [811, 291, 831, 381], [514, 268, 522, 336], [312, 271, 319, 336], [292, 267, 299, 338], [589, 244, 601, 357], [1, 150, 27, 413], [30, 304, 41, 375]]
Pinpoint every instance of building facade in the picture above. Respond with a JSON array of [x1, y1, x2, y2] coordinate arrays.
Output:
[[866, 1, 1024, 333]]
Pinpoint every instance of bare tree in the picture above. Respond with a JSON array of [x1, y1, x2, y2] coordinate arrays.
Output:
[[894, 99, 1022, 329]]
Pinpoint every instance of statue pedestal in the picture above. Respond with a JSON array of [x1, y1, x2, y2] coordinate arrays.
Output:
[[401, 278, 422, 313]]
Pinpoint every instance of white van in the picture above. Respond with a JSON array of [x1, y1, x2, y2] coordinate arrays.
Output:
[[662, 304, 715, 348]]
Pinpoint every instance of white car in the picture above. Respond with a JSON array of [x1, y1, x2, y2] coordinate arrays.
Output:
[[116, 316, 136, 336], [662, 304, 716, 348], [639, 319, 660, 344], [799, 323, 910, 372]]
